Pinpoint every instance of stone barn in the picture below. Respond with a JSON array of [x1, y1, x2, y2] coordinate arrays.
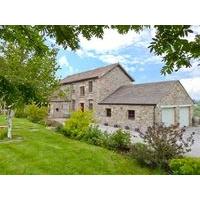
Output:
[[49, 63, 193, 130]]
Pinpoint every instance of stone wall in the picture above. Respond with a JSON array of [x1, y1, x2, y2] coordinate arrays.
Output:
[[97, 66, 133, 102], [69, 78, 99, 111], [49, 101, 70, 118], [50, 65, 133, 119], [96, 104, 155, 130], [95, 66, 133, 120]]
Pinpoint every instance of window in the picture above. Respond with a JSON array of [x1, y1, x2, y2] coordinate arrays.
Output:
[[80, 86, 85, 96], [63, 104, 68, 114], [88, 99, 93, 110], [128, 110, 135, 120], [88, 81, 93, 93], [63, 104, 68, 110], [106, 108, 111, 117], [56, 108, 59, 112], [72, 100, 76, 111], [71, 85, 75, 93]]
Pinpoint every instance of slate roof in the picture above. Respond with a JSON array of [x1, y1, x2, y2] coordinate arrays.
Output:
[[60, 63, 134, 84], [99, 80, 180, 105]]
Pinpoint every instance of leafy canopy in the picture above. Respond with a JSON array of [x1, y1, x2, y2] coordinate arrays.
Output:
[[0, 43, 59, 108], [1, 25, 199, 74]]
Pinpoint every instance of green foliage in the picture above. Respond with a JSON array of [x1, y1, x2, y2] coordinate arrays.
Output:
[[1, 25, 200, 74], [25, 104, 47, 124], [137, 124, 195, 169], [62, 115, 131, 152], [130, 143, 157, 168], [15, 107, 27, 118], [0, 43, 58, 109], [63, 110, 94, 138], [149, 25, 200, 74], [55, 124, 65, 133], [0, 43, 58, 137], [81, 125, 108, 147], [108, 129, 131, 151], [0, 127, 7, 140], [170, 158, 200, 175]]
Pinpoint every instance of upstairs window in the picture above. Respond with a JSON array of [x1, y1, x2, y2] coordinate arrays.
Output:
[[88, 81, 93, 93], [71, 85, 75, 93], [106, 108, 111, 117], [128, 110, 135, 120], [80, 86, 85, 96]]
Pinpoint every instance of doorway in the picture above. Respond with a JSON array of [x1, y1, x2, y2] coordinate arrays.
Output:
[[80, 103, 84, 112]]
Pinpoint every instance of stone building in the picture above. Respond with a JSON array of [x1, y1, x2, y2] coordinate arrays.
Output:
[[49, 63, 193, 130]]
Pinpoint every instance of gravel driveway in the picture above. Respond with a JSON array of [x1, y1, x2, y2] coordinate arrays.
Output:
[[184, 127, 200, 157], [98, 124, 200, 157]]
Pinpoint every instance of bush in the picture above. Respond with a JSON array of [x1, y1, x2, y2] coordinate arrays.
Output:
[[137, 123, 195, 169], [130, 143, 157, 168], [25, 103, 48, 124], [170, 158, 200, 175], [55, 124, 65, 133], [81, 125, 108, 147], [63, 110, 94, 139], [108, 129, 131, 151], [0, 127, 7, 140], [15, 107, 27, 118]]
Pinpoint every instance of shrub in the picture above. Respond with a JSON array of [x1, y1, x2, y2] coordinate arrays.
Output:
[[130, 143, 157, 168], [55, 124, 65, 133], [0, 127, 7, 140], [81, 125, 108, 147], [15, 107, 27, 118], [108, 129, 131, 151], [170, 158, 200, 175], [137, 123, 195, 169], [25, 103, 48, 124], [63, 110, 94, 139]]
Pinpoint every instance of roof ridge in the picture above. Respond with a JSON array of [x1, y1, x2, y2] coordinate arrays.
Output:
[[134, 80, 179, 86], [62, 63, 118, 79], [60, 63, 134, 84]]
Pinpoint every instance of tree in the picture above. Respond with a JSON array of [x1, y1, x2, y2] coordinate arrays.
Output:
[[148, 25, 200, 74], [1, 25, 199, 74], [0, 43, 58, 139]]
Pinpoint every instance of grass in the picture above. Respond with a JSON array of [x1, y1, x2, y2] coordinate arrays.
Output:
[[0, 116, 163, 175]]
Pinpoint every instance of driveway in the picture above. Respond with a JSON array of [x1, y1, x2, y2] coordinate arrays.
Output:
[[98, 124, 200, 157], [184, 127, 200, 157]]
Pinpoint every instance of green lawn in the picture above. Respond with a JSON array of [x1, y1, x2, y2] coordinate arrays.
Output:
[[0, 116, 162, 175]]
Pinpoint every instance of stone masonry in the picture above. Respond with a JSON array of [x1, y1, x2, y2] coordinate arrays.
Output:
[[49, 63, 193, 129]]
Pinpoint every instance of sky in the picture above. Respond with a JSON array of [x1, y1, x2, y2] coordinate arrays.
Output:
[[55, 28, 200, 100]]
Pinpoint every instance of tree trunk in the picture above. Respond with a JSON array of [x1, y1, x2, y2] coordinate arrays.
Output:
[[7, 108, 14, 139]]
